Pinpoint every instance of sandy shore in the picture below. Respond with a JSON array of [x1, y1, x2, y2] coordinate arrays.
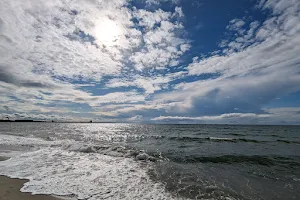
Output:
[[0, 157, 61, 200]]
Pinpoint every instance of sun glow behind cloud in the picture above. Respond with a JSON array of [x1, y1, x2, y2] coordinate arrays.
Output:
[[94, 18, 122, 47]]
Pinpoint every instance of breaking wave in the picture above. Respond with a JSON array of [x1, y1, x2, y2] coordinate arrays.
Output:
[[0, 134, 176, 200]]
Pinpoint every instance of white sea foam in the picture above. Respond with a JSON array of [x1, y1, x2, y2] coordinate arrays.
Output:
[[208, 137, 233, 141], [0, 134, 73, 147], [0, 135, 177, 200]]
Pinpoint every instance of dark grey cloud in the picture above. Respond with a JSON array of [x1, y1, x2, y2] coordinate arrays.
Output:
[[0, 67, 57, 89]]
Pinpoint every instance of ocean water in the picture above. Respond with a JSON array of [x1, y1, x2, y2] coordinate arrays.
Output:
[[0, 123, 299, 200]]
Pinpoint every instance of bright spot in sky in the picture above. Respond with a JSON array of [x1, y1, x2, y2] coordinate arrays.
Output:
[[94, 18, 121, 46]]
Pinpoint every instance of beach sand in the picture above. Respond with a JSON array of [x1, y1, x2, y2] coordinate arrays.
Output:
[[0, 157, 61, 200]]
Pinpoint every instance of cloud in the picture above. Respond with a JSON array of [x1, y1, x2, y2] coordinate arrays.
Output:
[[0, 0, 188, 120], [127, 115, 144, 122], [151, 0, 300, 118], [152, 113, 271, 122], [91, 103, 166, 118], [145, 0, 180, 6], [130, 7, 190, 70], [152, 108, 300, 124], [0, 0, 299, 124], [0, 0, 189, 85], [227, 19, 246, 32], [105, 71, 185, 94], [0, 112, 90, 122]]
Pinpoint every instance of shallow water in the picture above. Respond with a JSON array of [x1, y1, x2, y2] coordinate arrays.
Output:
[[0, 123, 299, 199]]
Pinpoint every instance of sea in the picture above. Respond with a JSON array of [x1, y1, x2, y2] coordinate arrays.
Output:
[[0, 123, 299, 200]]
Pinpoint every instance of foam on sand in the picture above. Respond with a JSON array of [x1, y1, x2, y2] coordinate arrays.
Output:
[[0, 175, 61, 200]]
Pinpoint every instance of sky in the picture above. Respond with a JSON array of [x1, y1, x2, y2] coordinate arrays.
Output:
[[0, 0, 300, 124]]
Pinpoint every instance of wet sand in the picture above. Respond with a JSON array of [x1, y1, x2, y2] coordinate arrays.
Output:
[[0, 157, 61, 200]]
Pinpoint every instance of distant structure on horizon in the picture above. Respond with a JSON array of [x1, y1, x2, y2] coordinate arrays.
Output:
[[0, 116, 11, 122]]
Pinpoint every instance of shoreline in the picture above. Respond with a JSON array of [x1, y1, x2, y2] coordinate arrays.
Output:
[[0, 157, 63, 200]]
